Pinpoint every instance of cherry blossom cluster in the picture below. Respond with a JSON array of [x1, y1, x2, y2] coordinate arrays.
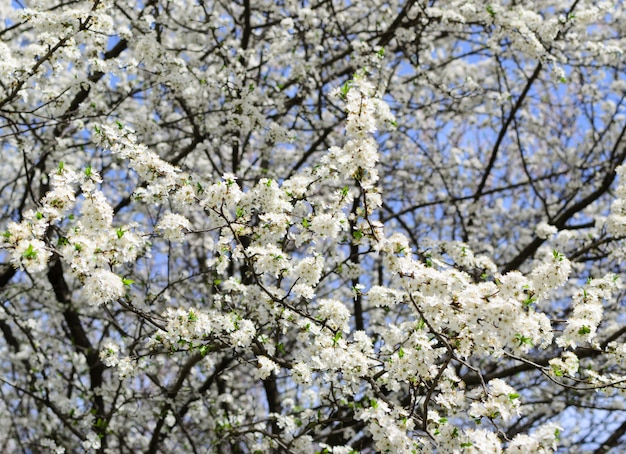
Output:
[[2, 160, 146, 305]]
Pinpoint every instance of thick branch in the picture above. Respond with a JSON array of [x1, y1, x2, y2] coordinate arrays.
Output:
[[47, 258, 107, 449]]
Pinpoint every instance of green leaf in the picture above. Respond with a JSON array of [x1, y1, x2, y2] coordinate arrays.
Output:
[[22, 244, 37, 259], [515, 333, 533, 347], [340, 79, 352, 100], [551, 365, 563, 377], [578, 325, 591, 335], [122, 278, 134, 286]]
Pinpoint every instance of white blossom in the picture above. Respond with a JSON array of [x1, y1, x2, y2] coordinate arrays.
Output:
[[81, 431, 101, 451], [11, 239, 51, 273], [157, 212, 192, 242], [254, 356, 280, 380], [468, 379, 521, 423], [317, 299, 351, 333], [83, 269, 125, 305], [535, 222, 558, 239]]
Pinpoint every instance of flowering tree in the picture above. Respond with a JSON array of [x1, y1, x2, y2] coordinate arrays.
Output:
[[1, 0, 626, 452]]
